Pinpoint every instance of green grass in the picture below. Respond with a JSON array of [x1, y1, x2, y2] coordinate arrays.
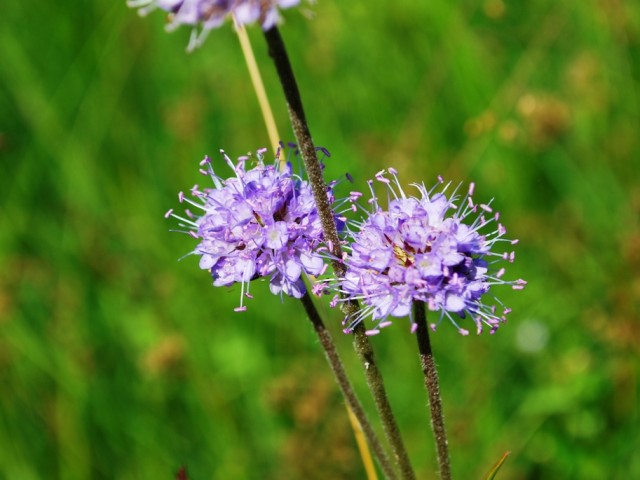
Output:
[[1, 1, 639, 478]]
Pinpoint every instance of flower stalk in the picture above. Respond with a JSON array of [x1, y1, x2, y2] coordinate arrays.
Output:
[[263, 27, 342, 260], [352, 324, 416, 480], [234, 19, 282, 161], [233, 25, 379, 477], [301, 293, 397, 480], [413, 300, 452, 480], [263, 26, 416, 480]]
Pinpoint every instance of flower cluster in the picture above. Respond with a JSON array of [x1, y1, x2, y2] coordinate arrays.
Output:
[[128, 0, 301, 51], [337, 169, 526, 336], [167, 148, 334, 311]]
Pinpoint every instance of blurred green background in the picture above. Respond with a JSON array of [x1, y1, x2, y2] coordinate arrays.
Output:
[[1, 0, 639, 478]]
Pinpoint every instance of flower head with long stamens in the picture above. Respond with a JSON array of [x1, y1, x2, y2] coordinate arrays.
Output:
[[336, 169, 526, 336], [167, 148, 335, 311], [128, 0, 302, 51]]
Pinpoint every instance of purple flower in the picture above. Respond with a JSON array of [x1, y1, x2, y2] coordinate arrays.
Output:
[[336, 169, 526, 336], [128, 0, 302, 51], [166, 148, 334, 311]]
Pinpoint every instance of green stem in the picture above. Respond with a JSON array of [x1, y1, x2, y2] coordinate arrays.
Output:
[[413, 301, 452, 480], [300, 293, 397, 480]]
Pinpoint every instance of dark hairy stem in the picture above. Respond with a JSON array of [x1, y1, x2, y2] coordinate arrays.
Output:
[[264, 26, 416, 480], [352, 324, 416, 480], [413, 301, 452, 480], [263, 27, 342, 262], [300, 293, 397, 480]]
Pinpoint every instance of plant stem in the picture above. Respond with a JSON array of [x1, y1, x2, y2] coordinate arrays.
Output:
[[233, 19, 283, 165], [352, 324, 416, 480], [233, 23, 378, 476], [346, 405, 380, 480], [264, 25, 416, 480], [413, 301, 452, 480], [262, 27, 342, 262], [300, 293, 397, 480]]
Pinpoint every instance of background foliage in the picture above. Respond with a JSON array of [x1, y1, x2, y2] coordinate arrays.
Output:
[[1, 0, 639, 478]]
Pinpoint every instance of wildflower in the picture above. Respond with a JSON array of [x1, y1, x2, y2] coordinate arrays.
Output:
[[128, 0, 301, 51], [167, 148, 334, 311], [337, 169, 526, 336]]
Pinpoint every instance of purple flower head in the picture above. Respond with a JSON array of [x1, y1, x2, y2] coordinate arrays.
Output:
[[128, 0, 302, 51], [337, 169, 526, 336], [167, 148, 335, 311]]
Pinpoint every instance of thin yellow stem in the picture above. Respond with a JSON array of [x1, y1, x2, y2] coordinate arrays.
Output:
[[234, 20, 283, 166], [347, 402, 379, 480], [234, 21, 381, 480]]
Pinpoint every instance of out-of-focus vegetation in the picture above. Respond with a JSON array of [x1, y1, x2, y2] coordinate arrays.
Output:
[[1, 1, 639, 478]]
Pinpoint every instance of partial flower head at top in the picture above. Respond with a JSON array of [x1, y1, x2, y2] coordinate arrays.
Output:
[[128, 0, 302, 51], [337, 169, 526, 336], [166, 148, 337, 311]]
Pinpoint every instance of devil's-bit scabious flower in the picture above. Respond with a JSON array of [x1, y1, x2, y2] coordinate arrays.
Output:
[[337, 169, 526, 336], [128, 0, 301, 51], [166, 148, 336, 311]]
